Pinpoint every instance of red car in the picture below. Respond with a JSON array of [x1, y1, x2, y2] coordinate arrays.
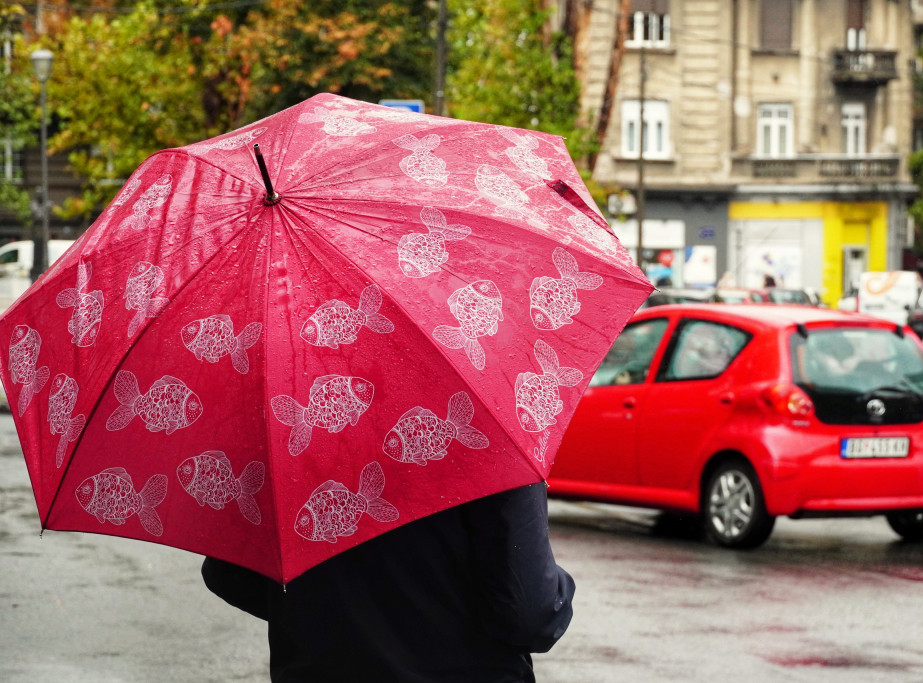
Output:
[[549, 304, 923, 548]]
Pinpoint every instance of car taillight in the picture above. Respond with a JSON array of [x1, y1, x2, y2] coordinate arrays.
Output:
[[762, 383, 814, 417]]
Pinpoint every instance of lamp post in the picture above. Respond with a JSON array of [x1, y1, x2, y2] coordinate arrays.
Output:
[[30, 48, 53, 282]]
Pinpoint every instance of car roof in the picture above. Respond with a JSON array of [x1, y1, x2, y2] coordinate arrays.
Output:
[[633, 303, 899, 331]]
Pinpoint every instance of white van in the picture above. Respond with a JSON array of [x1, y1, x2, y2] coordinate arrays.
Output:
[[0, 240, 77, 313], [856, 271, 923, 327], [0, 239, 75, 278]]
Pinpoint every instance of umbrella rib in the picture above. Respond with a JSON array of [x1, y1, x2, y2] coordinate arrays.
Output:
[[40, 176, 268, 535], [271, 202, 585, 488]]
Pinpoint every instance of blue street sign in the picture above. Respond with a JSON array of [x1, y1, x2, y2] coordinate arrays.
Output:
[[379, 99, 426, 113]]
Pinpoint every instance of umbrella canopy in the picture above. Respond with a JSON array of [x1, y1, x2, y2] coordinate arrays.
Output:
[[1, 94, 651, 583]]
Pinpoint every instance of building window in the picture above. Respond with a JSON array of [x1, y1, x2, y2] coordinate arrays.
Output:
[[621, 100, 670, 159], [760, 0, 793, 50], [626, 0, 670, 48], [846, 0, 867, 50], [2, 141, 23, 184], [841, 103, 866, 156], [757, 104, 794, 158]]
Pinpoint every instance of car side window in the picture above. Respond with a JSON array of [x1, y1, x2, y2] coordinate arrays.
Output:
[[589, 318, 669, 386], [659, 319, 751, 381]]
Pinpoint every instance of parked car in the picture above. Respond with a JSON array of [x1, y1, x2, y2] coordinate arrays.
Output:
[[765, 288, 816, 306], [549, 304, 923, 548], [642, 286, 716, 308], [714, 287, 770, 304]]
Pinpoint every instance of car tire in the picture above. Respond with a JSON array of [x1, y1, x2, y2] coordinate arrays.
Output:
[[703, 460, 775, 549], [886, 509, 923, 541]]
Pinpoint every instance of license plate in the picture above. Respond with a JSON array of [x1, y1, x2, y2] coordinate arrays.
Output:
[[840, 437, 910, 459]]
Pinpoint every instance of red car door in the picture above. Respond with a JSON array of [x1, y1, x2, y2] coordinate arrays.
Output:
[[553, 317, 670, 487], [635, 318, 752, 493]]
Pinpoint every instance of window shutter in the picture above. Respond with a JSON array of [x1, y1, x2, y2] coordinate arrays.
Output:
[[846, 0, 866, 30], [760, 0, 792, 50], [631, 0, 669, 13]]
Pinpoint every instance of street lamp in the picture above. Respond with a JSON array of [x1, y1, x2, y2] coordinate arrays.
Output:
[[30, 48, 53, 282]]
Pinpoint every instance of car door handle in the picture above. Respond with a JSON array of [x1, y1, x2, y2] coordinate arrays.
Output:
[[623, 397, 637, 408], [719, 392, 735, 405]]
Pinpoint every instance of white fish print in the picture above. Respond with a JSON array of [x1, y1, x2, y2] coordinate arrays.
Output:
[[567, 212, 631, 261], [397, 207, 471, 278], [8, 325, 49, 416], [112, 175, 142, 207], [432, 280, 504, 371], [301, 284, 394, 349], [56, 262, 104, 347], [177, 451, 265, 525], [393, 133, 449, 187], [299, 107, 376, 136], [48, 373, 86, 468], [182, 315, 263, 374], [382, 391, 489, 466], [499, 128, 551, 179], [530, 248, 603, 330], [475, 164, 529, 213], [271, 375, 374, 456], [106, 370, 203, 434], [365, 107, 425, 123], [515, 339, 583, 433], [195, 127, 266, 153], [124, 262, 169, 337], [76, 467, 168, 536], [294, 461, 399, 543], [119, 174, 173, 230]]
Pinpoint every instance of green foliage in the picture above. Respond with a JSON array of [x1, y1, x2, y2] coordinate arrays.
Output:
[[7, 0, 595, 218], [226, 0, 436, 118], [0, 28, 37, 224], [908, 149, 923, 229], [446, 0, 582, 137], [47, 6, 212, 218], [445, 0, 599, 206]]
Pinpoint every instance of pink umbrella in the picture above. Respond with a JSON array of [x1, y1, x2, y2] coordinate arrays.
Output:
[[0, 94, 651, 583]]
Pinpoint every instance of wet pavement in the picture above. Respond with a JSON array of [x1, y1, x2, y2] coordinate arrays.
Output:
[[3, 410, 923, 681]]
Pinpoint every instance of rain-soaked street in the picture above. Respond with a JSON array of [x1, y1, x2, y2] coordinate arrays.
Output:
[[3, 410, 923, 682]]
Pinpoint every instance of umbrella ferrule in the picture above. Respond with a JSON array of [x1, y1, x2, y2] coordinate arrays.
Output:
[[254, 144, 281, 206]]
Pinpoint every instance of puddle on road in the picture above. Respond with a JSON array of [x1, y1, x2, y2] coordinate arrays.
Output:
[[765, 653, 914, 672]]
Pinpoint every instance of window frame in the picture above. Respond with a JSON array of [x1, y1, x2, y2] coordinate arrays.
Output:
[[841, 102, 867, 156], [621, 99, 671, 160], [756, 103, 795, 158], [625, 10, 671, 48]]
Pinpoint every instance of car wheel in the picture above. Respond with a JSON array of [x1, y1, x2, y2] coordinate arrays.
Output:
[[886, 509, 923, 541], [703, 460, 775, 549]]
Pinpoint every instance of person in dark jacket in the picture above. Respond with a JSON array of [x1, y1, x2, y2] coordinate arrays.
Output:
[[202, 481, 575, 682]]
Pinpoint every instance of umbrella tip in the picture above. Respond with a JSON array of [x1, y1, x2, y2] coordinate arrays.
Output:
[[253, 144, 281, 206]]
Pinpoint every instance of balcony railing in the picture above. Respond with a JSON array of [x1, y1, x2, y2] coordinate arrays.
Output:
[[831, 49, 898, 84], [744, 155, 901, 182]]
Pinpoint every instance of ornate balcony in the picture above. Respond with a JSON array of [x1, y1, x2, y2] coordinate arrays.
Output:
[[740, 154, 902, 182], [831, 49, 898, 85]]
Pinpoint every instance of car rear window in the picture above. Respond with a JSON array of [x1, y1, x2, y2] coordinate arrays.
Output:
[[790, 327, 923, 424]]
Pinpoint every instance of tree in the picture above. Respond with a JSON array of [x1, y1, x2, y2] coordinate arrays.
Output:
[[46, 6, 216, 218], [447, 0, 581, 136], [446, 0, 602, 206], [36, 1, 437, 219], [225, 0, 435, 119], [0, 4, 36, 225]]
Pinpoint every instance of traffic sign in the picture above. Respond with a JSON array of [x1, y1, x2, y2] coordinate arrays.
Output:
[[379, 99, 426, 113]]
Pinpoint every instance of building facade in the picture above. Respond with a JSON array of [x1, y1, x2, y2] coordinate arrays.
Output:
[[573, 0, 919, 305]]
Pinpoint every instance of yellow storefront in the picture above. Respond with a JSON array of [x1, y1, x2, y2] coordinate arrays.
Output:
[[728, 200, 890, 308]]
